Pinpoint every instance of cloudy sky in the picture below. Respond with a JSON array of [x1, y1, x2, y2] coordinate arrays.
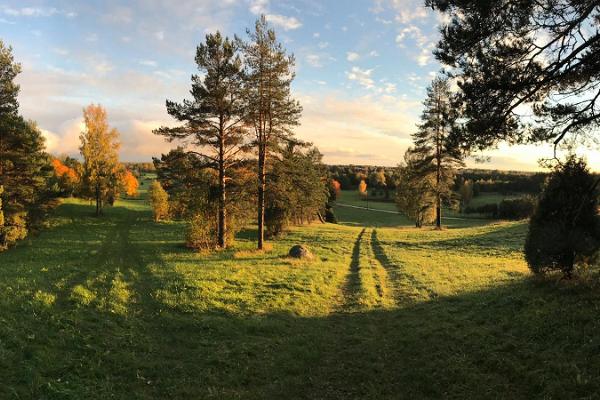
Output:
[[2, 0, 597, 170]]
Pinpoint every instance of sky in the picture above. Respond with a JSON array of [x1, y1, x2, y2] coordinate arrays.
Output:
[[2, 0, 598, 171]]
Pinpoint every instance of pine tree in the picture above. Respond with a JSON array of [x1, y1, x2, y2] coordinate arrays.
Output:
[[0, 41, 53, 249], [428, 0, 600, 150], [396, 148, 436, 228], [241, 16, 302, 250], [411, 77, 464, 229], [79, 104, 121, 216], [525, 156, 600, 277], [155, 32, 248, 249], [265, 143, 328, 237]]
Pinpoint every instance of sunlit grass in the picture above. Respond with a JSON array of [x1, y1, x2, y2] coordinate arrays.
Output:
[[1, 190, 599, 398]]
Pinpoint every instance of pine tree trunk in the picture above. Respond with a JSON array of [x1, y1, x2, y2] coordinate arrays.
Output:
[[435, 113, 442, 230], [218, 130, 227, 249], [257, 145, 266, 250]]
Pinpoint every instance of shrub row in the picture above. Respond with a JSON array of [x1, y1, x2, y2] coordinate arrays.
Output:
[[464, 196, 536, 220]]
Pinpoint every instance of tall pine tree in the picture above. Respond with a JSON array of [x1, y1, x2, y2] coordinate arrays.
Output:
[[155, 32, 248, 249], [411, 77, 464, 229], [241, 16, 302, 250], [0, 40, 52, 250]]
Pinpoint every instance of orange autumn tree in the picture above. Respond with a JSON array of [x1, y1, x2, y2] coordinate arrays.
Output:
[[358, 179, 367, 199], [51, 158, 80, 196], [52, 159, 79, 182], [330, 179, 342, 201], [122, 170, 139, 197]]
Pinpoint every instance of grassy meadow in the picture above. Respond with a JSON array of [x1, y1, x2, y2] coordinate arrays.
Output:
[[2, 181, 600, 399]]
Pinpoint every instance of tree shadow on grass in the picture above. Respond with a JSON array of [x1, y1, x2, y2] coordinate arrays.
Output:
[[1, 203, 599, 399], [2, 267, 599, 399]]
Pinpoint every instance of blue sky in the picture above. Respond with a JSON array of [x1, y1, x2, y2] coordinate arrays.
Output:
[[1, 0, 587, 170]]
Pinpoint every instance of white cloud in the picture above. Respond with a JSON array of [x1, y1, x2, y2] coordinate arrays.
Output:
[[369, 50, 379, 57], [318, 41, 329, 49], [346, 52, 360, 62], [395, 25, 427, 47], [249, 0, 268, 15], [155, 31, 165, 41], [2, 6, 76, 18], [248, 0, 302, 30], [52, 48, 69, 56], [296, 92, 420, 166], [265, 14, 302, 30], [139, 60, 158, 67], [346, 66, 374, 89], [306, 54, 322, 68]]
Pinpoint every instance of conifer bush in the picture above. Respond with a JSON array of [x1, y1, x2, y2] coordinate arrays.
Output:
[[524, 157, 600, 277]]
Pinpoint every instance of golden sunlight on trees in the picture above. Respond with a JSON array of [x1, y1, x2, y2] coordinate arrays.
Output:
[[79, 104, 121, 216], [52, 159, 79, 183], [358, 179, 367, 199], [242, 16, 302, 250], [149, 180, 169, 222], [122, 170, 139, 197]]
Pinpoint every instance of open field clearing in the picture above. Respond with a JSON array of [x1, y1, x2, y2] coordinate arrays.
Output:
[[2, 196, 600, 399]]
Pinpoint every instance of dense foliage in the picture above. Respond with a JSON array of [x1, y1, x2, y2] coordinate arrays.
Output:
[[525, 157, 600, 276], [155, 32, 248, 249], [395, 149, 436, 228], [265, 144, 329, 238], [428, 0, 600, 150], [79, 104, 122, 215], [0, 41, 55, 250], [149, 180, 169, 222], [154, 148, 254, 250], [410, 77, 464, 228], [242, 16, 303, 249]]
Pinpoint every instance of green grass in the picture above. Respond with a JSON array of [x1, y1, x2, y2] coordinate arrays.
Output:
[[334, 190, 494, 228], [469, 192, 524, 207], [1, 186, 600, 398]]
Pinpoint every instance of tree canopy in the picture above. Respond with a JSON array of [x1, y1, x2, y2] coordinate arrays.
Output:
[[427, 0, 600, 151], [155, 32, 248, 249], [79, 104, 122, 216]]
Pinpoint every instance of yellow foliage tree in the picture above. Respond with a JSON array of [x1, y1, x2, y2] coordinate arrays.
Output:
[[79, 104, 121, 216], [358, 180, 367, 198], [150, 180, 169, 222], [122, 170, 139, 197]]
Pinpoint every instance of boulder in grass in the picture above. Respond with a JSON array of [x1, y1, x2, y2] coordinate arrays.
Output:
[[288, 245, 313, 260]]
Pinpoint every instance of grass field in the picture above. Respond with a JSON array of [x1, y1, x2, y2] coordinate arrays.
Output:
[[2, 183, 600, 398], [334, 190, 494, 228]]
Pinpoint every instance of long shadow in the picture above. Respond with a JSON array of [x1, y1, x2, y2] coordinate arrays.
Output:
[[371, 229, 438, 303], [385, 222, 527, 256], [4, 202, 600, 398], [340, 228, 366, 311]]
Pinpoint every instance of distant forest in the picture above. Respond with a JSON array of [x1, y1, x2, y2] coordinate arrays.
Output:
[[326, 165, 550, 195]]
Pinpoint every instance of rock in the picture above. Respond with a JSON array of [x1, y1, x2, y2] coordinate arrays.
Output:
[[288, 245, 313, 260]]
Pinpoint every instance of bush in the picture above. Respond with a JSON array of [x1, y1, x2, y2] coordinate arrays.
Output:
[[464, 203, 498, 218], [186, 212, 218, 251], [1, 211, 28, 250], [325, 204, 337, 223], [524, 157, 600, 277], [498, 197, 536, 220], [186, 207, 242, 251], [149, 181, 169, 222], [265, 205, 287, 239]]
